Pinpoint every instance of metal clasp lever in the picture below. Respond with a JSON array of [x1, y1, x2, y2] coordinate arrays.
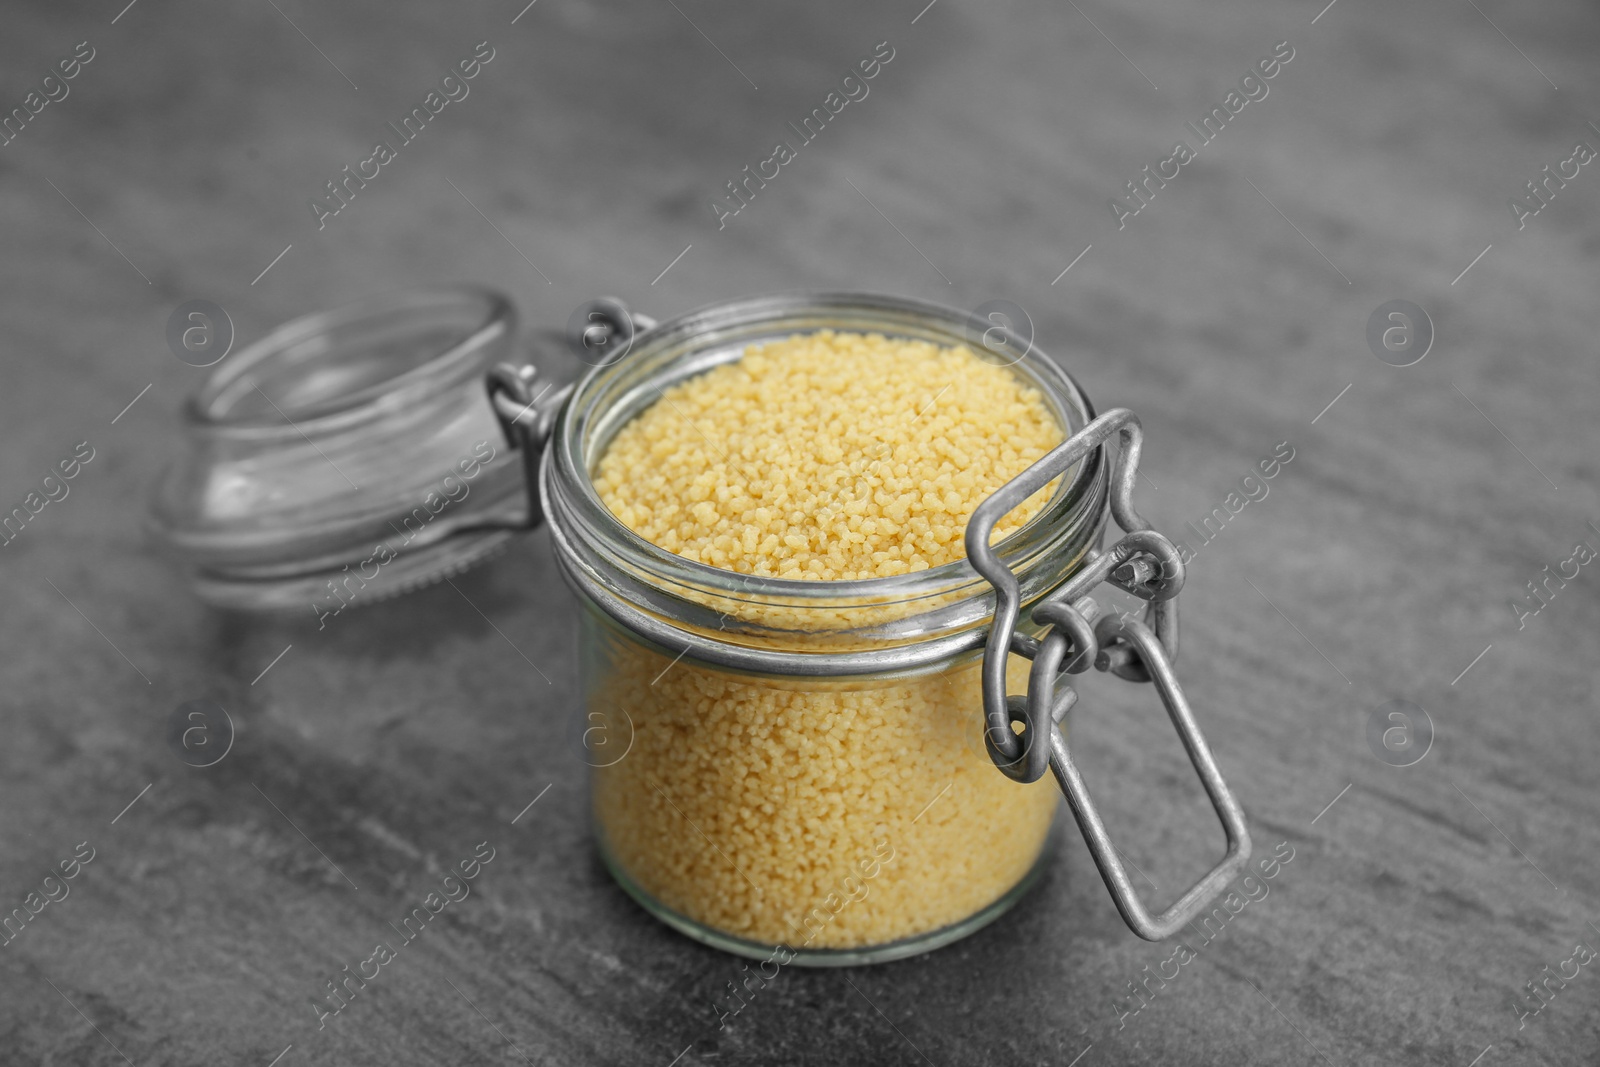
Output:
[[966, 408, 1252, 941]]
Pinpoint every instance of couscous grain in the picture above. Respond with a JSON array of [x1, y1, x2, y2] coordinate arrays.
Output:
[[594, 330, 1061, 579], [590, 331, 1064, 949]]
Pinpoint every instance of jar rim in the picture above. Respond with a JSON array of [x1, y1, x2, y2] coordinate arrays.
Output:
[[184, 285, 513, 439], [543, 291, 1109, 674]]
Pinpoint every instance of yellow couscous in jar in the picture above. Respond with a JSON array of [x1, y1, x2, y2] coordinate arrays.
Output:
[[566, 320, 1095, 960]]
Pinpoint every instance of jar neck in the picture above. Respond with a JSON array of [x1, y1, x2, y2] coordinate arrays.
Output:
[[542, 292, 1108, 677]]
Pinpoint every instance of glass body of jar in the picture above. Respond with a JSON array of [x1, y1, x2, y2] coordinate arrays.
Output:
[[542, 293, 1110, 965]]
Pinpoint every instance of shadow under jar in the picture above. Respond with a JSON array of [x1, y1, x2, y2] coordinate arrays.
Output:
[[152, 288, 1253, 968]]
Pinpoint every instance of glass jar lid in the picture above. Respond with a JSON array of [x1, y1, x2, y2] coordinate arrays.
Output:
[[149, 286, 534, 611]]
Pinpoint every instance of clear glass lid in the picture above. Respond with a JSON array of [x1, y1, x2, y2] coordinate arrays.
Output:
[[149, 286, 530, 611]]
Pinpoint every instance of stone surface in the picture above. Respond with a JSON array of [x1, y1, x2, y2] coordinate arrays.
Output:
[[0, 0, 1597, 1064]]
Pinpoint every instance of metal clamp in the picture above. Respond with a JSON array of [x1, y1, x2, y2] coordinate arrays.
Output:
[[966, 408, 1252, 941], [461, 298, 655, 534], [446, 364, 568, 535]]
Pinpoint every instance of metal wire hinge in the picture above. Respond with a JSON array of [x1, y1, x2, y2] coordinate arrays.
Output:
[[469, 298, 654, 533], [483, 364, 566, 530], [966, 408, 1252, 941]]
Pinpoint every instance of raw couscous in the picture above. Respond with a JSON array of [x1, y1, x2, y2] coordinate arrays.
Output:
[[590, 330, 1065, 948]]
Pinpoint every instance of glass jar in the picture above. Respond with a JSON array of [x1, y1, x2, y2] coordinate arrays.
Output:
[[154, 288, 1252, 966], [543, 293, 1105, 962]]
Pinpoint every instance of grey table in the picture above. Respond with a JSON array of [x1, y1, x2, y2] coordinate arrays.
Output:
[[1, 0, 1597, 1063]]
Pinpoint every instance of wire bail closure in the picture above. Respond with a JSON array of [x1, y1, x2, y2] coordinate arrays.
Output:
[[966, 408, 1252, 941]]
